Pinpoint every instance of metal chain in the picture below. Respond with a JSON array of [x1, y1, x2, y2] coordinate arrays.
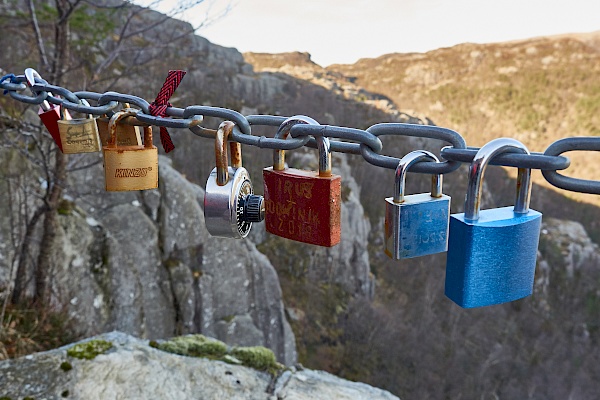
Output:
[[542, 138, 600, 194], [1, 72, 599, 195]]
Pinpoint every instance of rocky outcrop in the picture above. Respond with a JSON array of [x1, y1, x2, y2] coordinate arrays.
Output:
[[0, 147, 296, 365], [0, 331, 400, 400]]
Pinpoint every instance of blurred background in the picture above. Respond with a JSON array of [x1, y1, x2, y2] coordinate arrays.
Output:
[[1, 1, 599, 398]]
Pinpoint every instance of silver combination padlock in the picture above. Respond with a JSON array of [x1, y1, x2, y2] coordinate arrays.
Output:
[[204, 121, 264, 238], [384, 150, 450, 259]]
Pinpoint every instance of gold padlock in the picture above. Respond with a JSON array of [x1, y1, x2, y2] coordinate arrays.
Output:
[[97, 104, 142, 147], [103, 110, 158, 192], [57, 101, 101, 154]]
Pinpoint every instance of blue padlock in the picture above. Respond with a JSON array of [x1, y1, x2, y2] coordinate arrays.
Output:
[[445, 138, 542, 308], [384, 150, 451, 259]]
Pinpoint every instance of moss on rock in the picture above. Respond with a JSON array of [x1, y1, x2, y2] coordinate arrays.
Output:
[[66, 339, 113, 360], [230, 346, 283, 374], [187, 340, 227, 358], [154, 335, 227, 359], [60, 361, 73, 372], [152, 335, 283, 375]]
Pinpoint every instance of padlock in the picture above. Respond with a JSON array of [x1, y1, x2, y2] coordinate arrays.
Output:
[[103, 110, 158, 191], [25, 68, 69, 151], [57, 101, 101, 154], [97, 104, 142, 147], [384, 150, 450, 259], [204, 121, 264, 238], [263, 116, 341, 247], [444, 138, 542, 308]]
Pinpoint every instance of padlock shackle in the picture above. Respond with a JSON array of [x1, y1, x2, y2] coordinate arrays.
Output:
[[393, 150, 442, 203], [464, 138, 531, 221], [316, 136, 332, 177], [25, 68, 52, 111], [215, 121, 242, 186], [273, 115, 319, 171], [107, 110, 153, 149]]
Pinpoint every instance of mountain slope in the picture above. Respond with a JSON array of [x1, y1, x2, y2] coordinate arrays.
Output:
[[328, 33, 600, 203]]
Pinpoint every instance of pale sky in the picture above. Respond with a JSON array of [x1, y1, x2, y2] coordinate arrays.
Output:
[[138, 0, 600, 67]]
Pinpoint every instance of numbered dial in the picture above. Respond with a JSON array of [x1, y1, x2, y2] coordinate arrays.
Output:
[[235, 180, 265, 237], [235, 180, 254, 237]]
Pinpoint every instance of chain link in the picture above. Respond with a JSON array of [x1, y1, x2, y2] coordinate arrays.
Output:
[[363, 123, 466, 174], [1, 72, 599, 195], [441, 147, 570, 171], [542, 137, 600, 194]]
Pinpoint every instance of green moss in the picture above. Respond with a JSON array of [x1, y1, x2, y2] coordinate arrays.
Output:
[[188, 340, 227, 358], [156, 340, 189, 356], [23, 398, 35, 400], [230, 346, 283, 374], [60, 361, 73, 372], [66, 339, 113, 360], [152, 335, 283, 375], [0, 397, 13, 400], [156, 335, 227, 359]]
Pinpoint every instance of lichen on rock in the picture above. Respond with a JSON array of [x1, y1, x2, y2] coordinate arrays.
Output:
[[230, 346, 283, 374], [60, 361, 73, 372], [152, 334, 284, 375], [66, 339, 113, 360]]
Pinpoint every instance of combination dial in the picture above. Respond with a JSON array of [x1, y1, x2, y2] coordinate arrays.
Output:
[[234, 179, 265, 237]]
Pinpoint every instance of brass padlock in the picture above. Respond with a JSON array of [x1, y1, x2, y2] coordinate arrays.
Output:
[[57, 100, 101, 154], [97, 104, 142, 147], [103, 110, 158, 192]]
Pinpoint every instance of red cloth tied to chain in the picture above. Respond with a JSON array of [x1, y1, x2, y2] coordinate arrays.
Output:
[[149, 70, 186, 153]]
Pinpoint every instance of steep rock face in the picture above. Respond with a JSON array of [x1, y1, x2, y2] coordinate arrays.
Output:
[[534, 217, 600, 316], [0, 331, 400, 400], [0, 147, 296, 364]]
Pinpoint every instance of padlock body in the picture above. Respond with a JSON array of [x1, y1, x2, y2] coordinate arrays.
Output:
[[103, 145, 158, 191], [97, 117, 142, 147], [204, 166, 254, 239], [263, 167, 341, 247], [385, 193, 450, 259], [38, 105, 63, 152], [445, 206, 542, 308], [58, 118, 101, 154]]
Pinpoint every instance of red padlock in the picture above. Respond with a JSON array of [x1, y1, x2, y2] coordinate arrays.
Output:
[[263, 116, 341, 247], [25, 68, 70, 151]]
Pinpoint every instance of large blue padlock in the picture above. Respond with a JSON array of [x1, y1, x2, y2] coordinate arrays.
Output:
[[384, 150, 450, 259], [445, 138, 542, 308]]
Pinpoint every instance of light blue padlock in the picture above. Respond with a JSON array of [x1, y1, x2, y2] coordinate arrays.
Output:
[[384, 150, 451, 259], [444, 138, 542, 308]]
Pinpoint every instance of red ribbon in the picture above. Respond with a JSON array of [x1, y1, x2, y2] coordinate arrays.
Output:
[[149, 70, 186, 153]]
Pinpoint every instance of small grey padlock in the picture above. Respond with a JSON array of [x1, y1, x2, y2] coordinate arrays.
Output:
[[384, 150, 451, 259], [445, 138, 542, 308], [204, 121, 265, 239]]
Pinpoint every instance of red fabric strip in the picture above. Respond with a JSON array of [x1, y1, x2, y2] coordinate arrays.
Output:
[[149, 70, 186, 153]]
